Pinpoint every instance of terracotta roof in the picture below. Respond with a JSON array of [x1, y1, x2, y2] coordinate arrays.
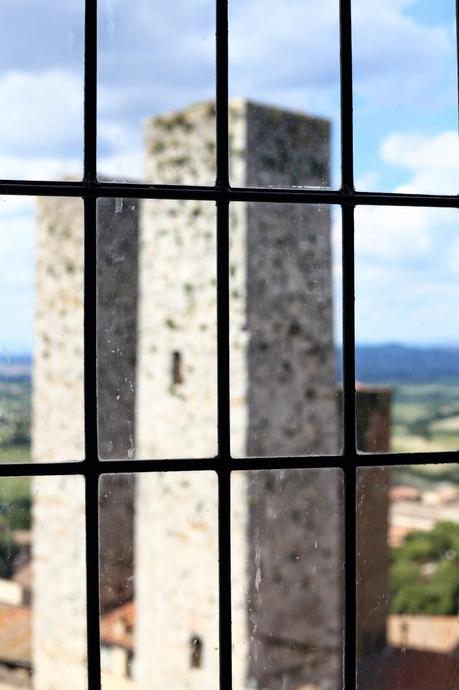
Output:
[[359, 647, 459, 690], [12, 532, 31, 549], [0, 604, 31, 667], [390, 486, 421, 502], [100, 601, 135, 651]]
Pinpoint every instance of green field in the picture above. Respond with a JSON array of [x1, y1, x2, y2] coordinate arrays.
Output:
[[0, 375, 32, 528], [0, 377, 31, 449], [390, 383, 459, 455]]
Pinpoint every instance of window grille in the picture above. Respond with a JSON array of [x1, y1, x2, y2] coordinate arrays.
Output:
[[0, 1, 457, 689]]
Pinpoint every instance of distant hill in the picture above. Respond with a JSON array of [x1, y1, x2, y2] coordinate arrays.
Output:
[[0, 354, 32, 381], [336, 344, 459, 385], [3, 347, 459, 387]]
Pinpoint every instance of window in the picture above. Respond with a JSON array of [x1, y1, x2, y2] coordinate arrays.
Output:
[[190, 636, 203, 669], [0, 1, 457, 690]]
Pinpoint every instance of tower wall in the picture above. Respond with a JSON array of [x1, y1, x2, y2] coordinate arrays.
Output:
[[32, 197, 87, 690], [32, 196, 138, 689], [32, 476, 87, 690], [136, 100, 341, 690], [33, 196, 85, 465]]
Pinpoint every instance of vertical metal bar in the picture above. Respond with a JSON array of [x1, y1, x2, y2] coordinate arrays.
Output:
[[84, 0, 101, 687], [217, 464, 233, 690], [84, 0, 98, 182], [216, 206, 233, 690], [340, 0, 354, 192], [216, 0, 232, 686], [216, 197, 231, 461], [84, 195, 102, 690], [216, 0, 229, 188], [339, 0, 356, 682], [342, 202, 356, 690]]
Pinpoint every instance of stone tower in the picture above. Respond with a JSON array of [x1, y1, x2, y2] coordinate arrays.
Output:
[[135, 100, 342, 690], [32, 100, 344, 690]]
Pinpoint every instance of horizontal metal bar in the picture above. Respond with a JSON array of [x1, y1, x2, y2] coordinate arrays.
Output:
[[0, 450, 458, 478], [99, 456, 346, 473], [353, 451, 459, 467], [0, 179, 457, 208], [230, 452, 459, 470], [0, 461, 86, 477]]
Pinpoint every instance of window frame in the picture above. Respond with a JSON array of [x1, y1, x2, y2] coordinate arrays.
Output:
[[0, 1, 457, 689]]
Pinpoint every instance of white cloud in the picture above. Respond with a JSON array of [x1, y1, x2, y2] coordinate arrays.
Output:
[[0, 196, 34, 218], [355, 126, 459, 342], [0, 70, 83, 162], [355, 205, 435, 260], [355, 129, 458, 265], [0, 155, 81, 182], [0, 215, 34, 260], [382, 131, 458, 171], [381, 130, 459, 194], [98, 150, 143, 181], [352, 0, 454, 116]]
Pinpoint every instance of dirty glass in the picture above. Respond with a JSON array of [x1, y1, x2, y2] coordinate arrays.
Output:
[[99, 471, 218, 689], [231, 468, 344, 690], [352, 0, 458, 194], [357, 465, 459, 689], [0, 196, 84, 463], [229, 0, 341, 189], [230, 203, 342, 457], [97, 199, 217, 460], [0, 0, 84, 180], [355, 206, 459, 454], [0, 475, 86, 689], [98, 0, 215, 183]]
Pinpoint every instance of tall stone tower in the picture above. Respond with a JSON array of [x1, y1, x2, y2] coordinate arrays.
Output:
[[32, 100, 344, 690], [135, 100, 342, 690]]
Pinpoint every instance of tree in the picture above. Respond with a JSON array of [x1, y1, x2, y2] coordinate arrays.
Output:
[[390, 521, 459, 615]]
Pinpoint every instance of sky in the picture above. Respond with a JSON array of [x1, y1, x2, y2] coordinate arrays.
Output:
[[0, 0, 457, 351]]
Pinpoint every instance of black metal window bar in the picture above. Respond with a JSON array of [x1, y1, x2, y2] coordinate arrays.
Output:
[[0, 0, 458, 689]]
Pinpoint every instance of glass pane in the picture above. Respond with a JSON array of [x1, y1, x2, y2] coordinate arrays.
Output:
[[0, 196, 84, 463], [98, 0, 215, 183], [0, 475, 86, 689], [353, 0, 458, 193], [355, 206, 459, 454], [232, 468, 343, 690], [230, 203, 342, 457], [0, 1, 84, 180], [99, 471, 218, 690], [358, 465, 459, 689], [97, 198, 217, 460], [229, 0, 341, 189]]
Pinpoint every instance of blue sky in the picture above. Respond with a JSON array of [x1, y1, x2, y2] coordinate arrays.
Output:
[[0, 0, 457, 351]]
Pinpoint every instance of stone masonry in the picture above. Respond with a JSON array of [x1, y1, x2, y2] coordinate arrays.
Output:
[[32, 476, 86, 690], [97, 197, 138, 613], [32, 196, 139, 690], [32, 196, 87, 690], [136, 100, 342, 690]]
